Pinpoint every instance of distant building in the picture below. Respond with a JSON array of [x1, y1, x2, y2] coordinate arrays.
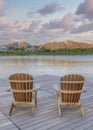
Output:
[[26, 46, 40, 52], [0, 45, 8, 51]]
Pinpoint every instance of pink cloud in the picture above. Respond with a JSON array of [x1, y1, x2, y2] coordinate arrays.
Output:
[[0, 0, 5, 16], [76, 0, 93, 20], [42, 13, 75, 31], [38, 1, 61, 16], [61, 13, 74, 30]]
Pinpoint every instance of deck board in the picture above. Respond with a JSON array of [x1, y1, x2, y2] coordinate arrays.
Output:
[[0, 75, 93, 130]]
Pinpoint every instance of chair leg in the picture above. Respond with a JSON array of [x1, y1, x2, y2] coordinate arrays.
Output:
[[58, 104, 62, 117], [79, 104, 84, 117], [56, 91, 59, 109], [35, 91, 37, 108], [9, 103, 14, 116], [32, 103, 35, 115]]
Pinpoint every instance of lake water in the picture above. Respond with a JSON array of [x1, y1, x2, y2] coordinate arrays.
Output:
[[0, 55, 93, 80]]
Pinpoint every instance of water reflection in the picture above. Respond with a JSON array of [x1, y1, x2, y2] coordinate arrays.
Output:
[[0, 55, 93, 78], [18, 58, 25, 66]]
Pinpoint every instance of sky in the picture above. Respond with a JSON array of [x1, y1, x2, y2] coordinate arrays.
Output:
[[0, 0, 93, 45]]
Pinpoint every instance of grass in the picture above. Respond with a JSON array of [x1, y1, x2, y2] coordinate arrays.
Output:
[[0, 48, 93, 56]]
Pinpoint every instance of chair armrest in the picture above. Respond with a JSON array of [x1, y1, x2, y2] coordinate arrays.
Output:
[[6, 88, 10, 92], [32, 84, 40, 107], [33, 84, 40, 91], [53, 84, 60, 108], [82, 89, 87, 93], [53, 84, 60, 92]]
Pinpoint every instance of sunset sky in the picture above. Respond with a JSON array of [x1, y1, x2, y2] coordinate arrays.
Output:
[[0, 0, 93, 45]]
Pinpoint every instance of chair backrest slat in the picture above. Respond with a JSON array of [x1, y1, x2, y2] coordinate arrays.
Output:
[[9, 73, 33, 103], [60, 74, 84, 103]]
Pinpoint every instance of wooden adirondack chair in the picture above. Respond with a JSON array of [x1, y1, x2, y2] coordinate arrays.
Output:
[[53, 74, 86, 117], [9, 73, 39, 116]]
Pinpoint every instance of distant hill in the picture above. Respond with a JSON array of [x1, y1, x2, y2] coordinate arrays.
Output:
[[4, 40, 93, 50], [6, 41, 31, 48], [41, 40, 93, 50]]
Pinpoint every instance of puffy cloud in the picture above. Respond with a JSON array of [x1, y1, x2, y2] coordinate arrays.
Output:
[[38, 1, 61, 16], [76, 0, 93, 20], [22, 20, 41, 33], [42, 13, 75, 31], [0, 12, 76, 44], [70, 31, 93, 44], [0, 11, 93, 45], [0, 18, 23, 32], [0, 22, 10, 30], [0, 17, 66, 44], [0, 32, 11, 43], [0, 18, 42, 44], [72, 22, 93, 33], [60, 13, 75, 30], [30, 28, 66, 44], [0, 0, 5, 16]]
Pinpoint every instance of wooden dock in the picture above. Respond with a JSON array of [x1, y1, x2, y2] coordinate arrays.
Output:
[[0, 75, 93, 130]]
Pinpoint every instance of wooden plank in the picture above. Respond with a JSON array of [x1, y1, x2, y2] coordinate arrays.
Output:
[[0, 111, 19, 130], [0, 75, 93, 130], [86, 126, 93, 130]]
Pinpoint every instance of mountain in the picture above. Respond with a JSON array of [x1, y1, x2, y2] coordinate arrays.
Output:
[[6, 41, 31, 48], [41, 40, 93, 50], [4, 40, 93, 50]]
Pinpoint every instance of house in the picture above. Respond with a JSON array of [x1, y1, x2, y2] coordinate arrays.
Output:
[[26, 46, 40, 52], [0, 45, 8, 51]]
